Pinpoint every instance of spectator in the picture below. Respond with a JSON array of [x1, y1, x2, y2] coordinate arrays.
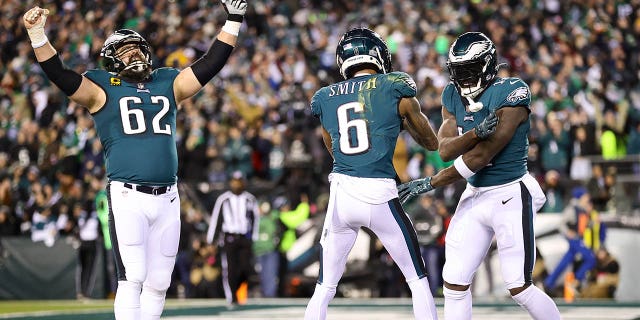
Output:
[[580, 247, 620, 299], [539, 112, 571, 175], [586, 164, 610, 211], [253, 200, 281, 298], [276, 193, 310, 296], [0, 205, 16, 236], [541, 170, 566, 213]]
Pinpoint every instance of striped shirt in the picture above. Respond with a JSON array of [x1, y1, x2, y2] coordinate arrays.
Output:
[[206, 190, 260, 245]]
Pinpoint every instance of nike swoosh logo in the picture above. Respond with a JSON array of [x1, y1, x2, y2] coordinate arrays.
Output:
[[170, 197, 176, 203], [509, 80, 518, 85], [502, 197, 513, 205]]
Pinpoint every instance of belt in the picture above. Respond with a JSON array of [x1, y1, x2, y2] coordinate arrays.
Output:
[[123, 183, 170, 195]]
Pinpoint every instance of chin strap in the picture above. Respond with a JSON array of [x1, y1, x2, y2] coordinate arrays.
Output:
[[465, 96, 484, 112]]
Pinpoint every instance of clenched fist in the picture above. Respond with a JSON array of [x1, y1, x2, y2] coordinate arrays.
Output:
[[23, 7, 50, 48], [23, 7, 49, 29]]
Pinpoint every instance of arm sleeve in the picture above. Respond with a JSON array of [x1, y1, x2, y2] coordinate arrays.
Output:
[[190, 39, 234, 86], [38, 54, 83, 96]]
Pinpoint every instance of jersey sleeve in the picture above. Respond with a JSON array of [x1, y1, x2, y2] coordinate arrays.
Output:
[[82, 69, 111, 86], [497, 78, 531, 110], [388, 72, 417, 98], [310, 89, 323, 118], [441, 83, 457, 115]]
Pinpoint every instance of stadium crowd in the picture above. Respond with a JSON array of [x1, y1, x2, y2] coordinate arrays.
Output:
[[0, 0, 639, 300]]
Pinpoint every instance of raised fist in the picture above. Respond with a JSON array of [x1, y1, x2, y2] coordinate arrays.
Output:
[[221, 0, 247, 22], [23, 6, 49, 29]]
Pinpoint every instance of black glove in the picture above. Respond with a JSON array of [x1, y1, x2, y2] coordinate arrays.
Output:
[[398, 177, 434, 205], [474, 110, 498, 140], [221, 0, 247, 22]]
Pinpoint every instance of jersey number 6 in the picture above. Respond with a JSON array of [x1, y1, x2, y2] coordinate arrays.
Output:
[[337, 102, 370, 155]]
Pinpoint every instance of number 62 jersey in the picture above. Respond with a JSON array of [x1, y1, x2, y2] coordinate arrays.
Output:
[[84, 68, 180, 186], [311, 71, 416, 179]]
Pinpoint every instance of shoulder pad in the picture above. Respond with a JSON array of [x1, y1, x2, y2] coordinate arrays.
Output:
[[387, 72, 417, 98]]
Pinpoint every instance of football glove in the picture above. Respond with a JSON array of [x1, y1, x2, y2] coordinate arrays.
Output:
[[474, 110, 498, 140], [23, 6, 50, 48], [221, 0, 247, 22], [398, 177, 433, 205]]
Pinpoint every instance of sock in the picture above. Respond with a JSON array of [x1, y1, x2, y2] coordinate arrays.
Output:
[[512, 285, 561, 320], [304, 283, 336, 320], [407, 277, 438, 320], [140, 285, 166, 320], [114, 280, 141, 320], [443, 287, 472, 320]]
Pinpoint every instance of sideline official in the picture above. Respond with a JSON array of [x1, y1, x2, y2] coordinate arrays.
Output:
[[206, 171, 260, 305]]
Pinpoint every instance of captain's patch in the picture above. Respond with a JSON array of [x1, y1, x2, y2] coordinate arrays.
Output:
[[506, 86, 529, 103]]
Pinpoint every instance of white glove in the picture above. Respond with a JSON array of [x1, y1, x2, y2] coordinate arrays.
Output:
[[23, 6, 50, 48], [221, 0, 247, 22]]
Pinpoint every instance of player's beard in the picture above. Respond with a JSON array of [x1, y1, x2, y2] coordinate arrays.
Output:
[[120, 60, 151, 82]]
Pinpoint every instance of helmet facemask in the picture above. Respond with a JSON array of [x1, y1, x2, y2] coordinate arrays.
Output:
[[101, 29, 152, 82], [446, 32, 498, 99]]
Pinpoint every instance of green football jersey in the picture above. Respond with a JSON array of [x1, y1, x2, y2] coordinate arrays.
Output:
[[442, 77, 531, 187], [85, 68, 179, 186], [311, 71, 417, 179]]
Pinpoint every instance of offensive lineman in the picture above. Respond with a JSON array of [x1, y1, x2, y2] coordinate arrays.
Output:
[[23, 1, 247, 319], [398, 32, 561, 320], [304, 27, 439, 320]]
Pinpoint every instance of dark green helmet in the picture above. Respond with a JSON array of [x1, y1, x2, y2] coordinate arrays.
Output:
[[336, 27, 392, 79], [446, 32, 498, 99]]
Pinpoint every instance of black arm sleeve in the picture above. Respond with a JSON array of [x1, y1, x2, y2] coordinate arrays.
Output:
[[38, 54, 83, 96], [191, 39, 234, 86]]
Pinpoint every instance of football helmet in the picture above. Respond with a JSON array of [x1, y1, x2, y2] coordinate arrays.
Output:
[[100, 29, 152, 81], [336, 27, 392, 79], [446, 32, 498, 99]]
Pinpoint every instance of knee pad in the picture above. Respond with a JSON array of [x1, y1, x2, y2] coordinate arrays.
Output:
[[443, 286, 470, 300]]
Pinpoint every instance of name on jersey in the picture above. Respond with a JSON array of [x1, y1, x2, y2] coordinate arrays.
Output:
[[328, 77, 377, 97]]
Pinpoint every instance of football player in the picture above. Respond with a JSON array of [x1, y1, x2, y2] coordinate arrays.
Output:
[[304, 27, 439, 320], [398, 32, 561, 320], [23, 1, 247, 319]]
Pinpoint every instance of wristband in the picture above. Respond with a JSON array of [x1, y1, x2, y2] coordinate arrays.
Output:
[[28, 27, 48, 48], [454, 156, 475, 179], [221, 20, 241, 36]]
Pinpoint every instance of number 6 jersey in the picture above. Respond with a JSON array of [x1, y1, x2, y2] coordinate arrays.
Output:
[[85, 68, 180, 186], [311, 71, 416, 179]]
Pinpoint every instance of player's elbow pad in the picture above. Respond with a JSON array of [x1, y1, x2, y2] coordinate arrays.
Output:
[[38, 54, 82, 96], [191, 39, 234, 86]]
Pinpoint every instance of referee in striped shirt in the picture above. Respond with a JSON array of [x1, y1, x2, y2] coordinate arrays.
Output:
[[206, 171, 260, 305]]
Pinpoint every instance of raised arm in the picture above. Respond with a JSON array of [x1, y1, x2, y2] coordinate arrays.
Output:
[[399, 97, 438, 151], [173, 0, 247, 104], [23, 7, 105, 113]]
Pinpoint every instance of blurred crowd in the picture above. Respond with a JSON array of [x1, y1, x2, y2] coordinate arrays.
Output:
[[0, 0, 639, 300]]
